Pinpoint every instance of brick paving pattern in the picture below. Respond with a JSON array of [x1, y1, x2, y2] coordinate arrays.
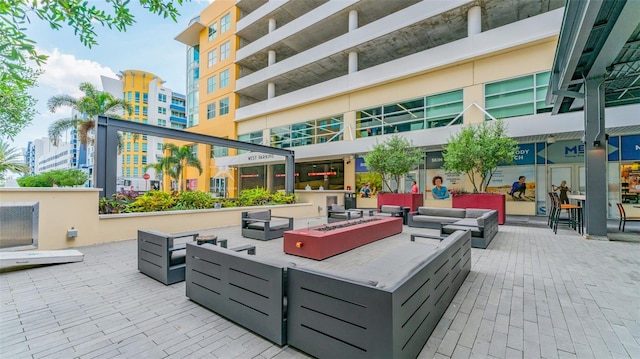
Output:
[[1, 217, 638, 358]]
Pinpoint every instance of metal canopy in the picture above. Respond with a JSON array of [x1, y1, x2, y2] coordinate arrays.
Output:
[[547, 0, 640, 113], [96, 116, 295, 198]]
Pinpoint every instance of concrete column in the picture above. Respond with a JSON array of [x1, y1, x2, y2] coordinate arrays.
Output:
[[468, 6, 481, 36], [348, 52, 358, 73], [583, 75, 608, 237], [267, 82, 275, 99], [348, 10, 358, 31], [268, 50, 276, 66], [268, 18, 276, 33], [266, 165, 274, 192]]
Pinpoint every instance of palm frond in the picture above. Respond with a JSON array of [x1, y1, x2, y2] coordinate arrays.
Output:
[[47, 95, 79, 113], [48, 118, 81, 145]]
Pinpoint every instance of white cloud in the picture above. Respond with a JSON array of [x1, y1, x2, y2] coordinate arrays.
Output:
[[37, 48, 117, 96]]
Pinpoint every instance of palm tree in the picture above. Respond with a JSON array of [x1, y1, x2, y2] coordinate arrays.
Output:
[[0, 139, 29, 181], [163, 143, 203, 192], [47, 82, 133, 145], [144, 156, 179, 191]]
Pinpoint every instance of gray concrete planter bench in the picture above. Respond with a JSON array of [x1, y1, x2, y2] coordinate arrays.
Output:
[[286, 230, 471, 358]]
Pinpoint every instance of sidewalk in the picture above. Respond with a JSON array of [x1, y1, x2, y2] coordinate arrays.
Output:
[[1, 217, 638, 358]]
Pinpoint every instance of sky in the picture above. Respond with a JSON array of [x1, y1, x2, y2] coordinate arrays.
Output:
[[9, 0, 212, 149]]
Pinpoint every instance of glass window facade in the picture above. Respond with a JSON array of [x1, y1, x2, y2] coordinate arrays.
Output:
[[270, 116, 343, 148], [219, 98, 229, 115], [211, 146, 228, 158], [219, 70, 229, 88], [238, 131, 263, 154], [220, 42, 230, 61], [485, 71, 552, 119], [220, 13, 230, 33], [207, 75, 217, 93], [207, 102, 216, 120], [208, 23, 217, 41], [207, 49, 217, 67], [356, 90, 463, 138]]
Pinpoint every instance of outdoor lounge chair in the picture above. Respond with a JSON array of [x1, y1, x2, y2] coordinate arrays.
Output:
[[137, 229, 199, 285], [327, 204, 364, 223], [241, 209, 293, 240]]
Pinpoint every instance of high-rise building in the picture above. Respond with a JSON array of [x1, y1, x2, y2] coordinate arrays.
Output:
[[101, 70, 186, 191], [177, 0, 639, 217]]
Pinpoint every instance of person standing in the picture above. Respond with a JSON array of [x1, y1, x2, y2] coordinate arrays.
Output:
[[411, 180, 419, 194], [553, 180, 571, 204], [431, 176, 449, 199]]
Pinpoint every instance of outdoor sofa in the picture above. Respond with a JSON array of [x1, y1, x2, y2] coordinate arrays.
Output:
[[327, 204, 364, 223], [137, 229, 199, 285], [408, 207, 498, 248], [286, 230, 471, 358], [241, 209, 294, 240], [185, 242, 289, 345]]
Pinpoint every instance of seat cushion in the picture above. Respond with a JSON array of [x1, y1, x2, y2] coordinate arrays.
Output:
[[465, 209, 491, 219], [417, 207, 466, 218], [247, 219, 291, 231], [330, 204, 345, 212], [380, 205, 402, 214], [170, 249, 186, 266], [247, 210, 271, 220], [413, 216, 459, 224], [442, 224, 482, 237]]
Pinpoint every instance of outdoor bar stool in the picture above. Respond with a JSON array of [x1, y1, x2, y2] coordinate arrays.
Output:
[[551, 193, 583, 235], [547, 192, 558, 228]]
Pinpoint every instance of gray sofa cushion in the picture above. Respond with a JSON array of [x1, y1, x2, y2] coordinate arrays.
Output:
[[417, 207, 466, 218], [331, 211, 363, 219], [247, 210, 271, 220], [442, 224, 482, 237], [380, 205, 402, 214], [170, 249, 186, 266], [464, 208, 491, 219], [412, 216, 460, 224], [330, 204, 345, 212], [247, 219, 291, 230]]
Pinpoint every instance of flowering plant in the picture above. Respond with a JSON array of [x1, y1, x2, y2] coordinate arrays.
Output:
[[448, 189, 470, 197]]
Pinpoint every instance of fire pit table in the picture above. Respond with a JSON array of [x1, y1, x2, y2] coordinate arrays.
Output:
[[283, 217, 403, 260]]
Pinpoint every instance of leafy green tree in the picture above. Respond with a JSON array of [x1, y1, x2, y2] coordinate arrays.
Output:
[[163, 144, 202, 192], [0, 66, 40, 140], [443, 120, 518, 192], [0, 139, 29, 180], [47, 82, 133, 145], [1, 0, 186, 138], [364, 134, 423, 192], [17, 169, 89, 187]]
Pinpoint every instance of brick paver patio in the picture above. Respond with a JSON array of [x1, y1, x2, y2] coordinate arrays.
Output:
[[1, 216, 639, 358]]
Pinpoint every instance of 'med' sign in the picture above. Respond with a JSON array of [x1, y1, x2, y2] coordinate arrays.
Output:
[[565, 144, 585, 156]]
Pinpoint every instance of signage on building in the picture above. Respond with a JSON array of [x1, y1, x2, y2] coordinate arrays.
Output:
[[426, 151, 444, 169], [512, 143, 535, 165], [240, 174, 260, 178], [608, 136, 619, 161], [308, 171, 337, 176], [275, 173, 299, 177], [540, 140, 585, 164], [621, 134, 640, 161], [355, 157, 369, 172]]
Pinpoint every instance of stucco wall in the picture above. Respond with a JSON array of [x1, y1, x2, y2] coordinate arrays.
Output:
[[1, 188, 316, 250]]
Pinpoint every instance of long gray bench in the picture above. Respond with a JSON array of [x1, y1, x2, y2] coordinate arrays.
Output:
[[286, 230, 471, 358], [408, 207, 498, 248], [185, 243, 289, 345]]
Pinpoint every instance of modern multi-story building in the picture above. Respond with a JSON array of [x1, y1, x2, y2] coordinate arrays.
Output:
[[101, 70, 187, 191], [177, 0, 639, 217], [26, 137, 72, 174]]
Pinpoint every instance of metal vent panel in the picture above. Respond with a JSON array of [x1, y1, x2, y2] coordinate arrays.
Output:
[[0, 202, 39, 251]]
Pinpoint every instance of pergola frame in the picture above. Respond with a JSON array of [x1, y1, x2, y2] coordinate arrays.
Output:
[[96, 116, 295, 199], [547, 0, 640, 237]]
